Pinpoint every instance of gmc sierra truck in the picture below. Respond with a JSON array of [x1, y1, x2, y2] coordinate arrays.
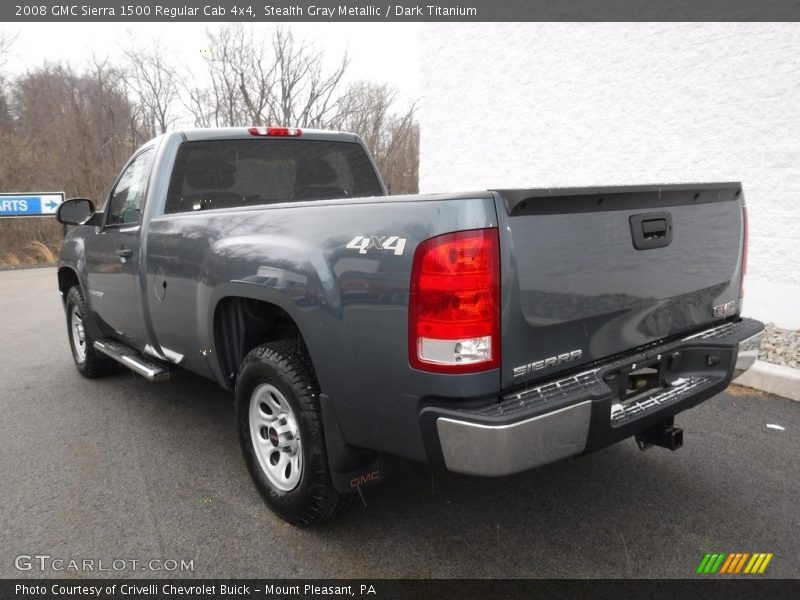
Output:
[[56, 126, 764, 525]]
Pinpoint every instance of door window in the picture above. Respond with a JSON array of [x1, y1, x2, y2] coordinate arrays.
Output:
[[107, 148, 155, 226]]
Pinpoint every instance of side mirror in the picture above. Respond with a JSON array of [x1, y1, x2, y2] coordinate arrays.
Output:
[[56, 198, 95, 226]]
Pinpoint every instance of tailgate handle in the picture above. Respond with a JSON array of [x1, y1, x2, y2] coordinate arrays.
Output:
[[630, 212, 672, 250], [641, 218, 667, 237]]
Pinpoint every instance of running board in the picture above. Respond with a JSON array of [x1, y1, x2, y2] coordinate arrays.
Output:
[[94, 340, 171, 382]]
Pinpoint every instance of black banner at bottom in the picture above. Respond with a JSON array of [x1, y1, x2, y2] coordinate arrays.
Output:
[[3, 579, 799, 600]]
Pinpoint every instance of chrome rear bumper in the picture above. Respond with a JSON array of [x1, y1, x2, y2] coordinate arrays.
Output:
[[436, 401, 592, 477], [432, 317, 765, 477], [733, 330, 764, 379]]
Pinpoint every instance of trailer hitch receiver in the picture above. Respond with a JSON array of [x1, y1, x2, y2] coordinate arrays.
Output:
[[635, 417, 683, 451]]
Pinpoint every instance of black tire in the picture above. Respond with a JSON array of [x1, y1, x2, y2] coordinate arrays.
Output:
[[65, 285, 117, 378], [235, 340, 354, 525]]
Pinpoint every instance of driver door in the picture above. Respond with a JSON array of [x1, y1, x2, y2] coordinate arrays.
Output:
[[85, 148, 154, 346]]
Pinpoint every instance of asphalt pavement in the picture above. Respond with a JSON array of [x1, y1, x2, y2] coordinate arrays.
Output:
[[1, 267, 798, 578]]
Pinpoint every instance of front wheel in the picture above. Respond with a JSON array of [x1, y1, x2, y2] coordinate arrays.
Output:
[[235, 340, 354, 525], [64, 285, 117, 378]]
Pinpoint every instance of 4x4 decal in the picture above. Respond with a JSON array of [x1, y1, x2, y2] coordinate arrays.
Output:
[[346, 235, 407, 256]]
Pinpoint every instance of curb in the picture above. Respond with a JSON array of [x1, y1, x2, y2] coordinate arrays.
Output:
[[734, 360, 800, 401]]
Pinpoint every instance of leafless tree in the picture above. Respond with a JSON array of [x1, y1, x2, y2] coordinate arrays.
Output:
[[269, 27, 351, 128], [122, 34, 180, 137], [0, 27, 17, 70], [0, 28, 17, 126], [381, 108, 419, 194], [184, 25, 351, 129], [0, 88, 10, 126], [342, 82, 419, 194], [183, 25, 249, 127], [8, 61, 140, 200], [341, 81, 395, 150]]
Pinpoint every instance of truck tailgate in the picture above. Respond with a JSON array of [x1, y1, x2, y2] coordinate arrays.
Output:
[[493, 183, 745, 389]]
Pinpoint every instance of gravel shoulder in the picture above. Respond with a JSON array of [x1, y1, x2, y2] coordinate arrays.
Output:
[[760, 323, 800, 370]]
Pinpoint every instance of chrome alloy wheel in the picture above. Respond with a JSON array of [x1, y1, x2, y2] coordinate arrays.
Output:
[[249, 383, 303, 491], [70, 305, 87, 363]]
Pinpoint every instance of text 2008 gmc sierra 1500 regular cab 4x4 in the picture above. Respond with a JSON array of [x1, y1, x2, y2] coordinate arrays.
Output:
[[56, 126, 764, 525]]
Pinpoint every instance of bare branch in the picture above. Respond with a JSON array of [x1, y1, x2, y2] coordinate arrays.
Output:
[[341, 82, 418, 194], [0, 27, 19, 70], [121, 32, 180, 136], [183, 24, 353, 129]]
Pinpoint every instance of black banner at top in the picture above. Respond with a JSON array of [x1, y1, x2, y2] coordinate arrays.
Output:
[[3, 0, 800, 22]]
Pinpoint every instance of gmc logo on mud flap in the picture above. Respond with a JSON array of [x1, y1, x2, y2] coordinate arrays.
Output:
[[350, 470, 381, 488]]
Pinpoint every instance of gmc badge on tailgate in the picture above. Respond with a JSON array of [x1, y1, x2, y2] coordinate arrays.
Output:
[[713, 301, 737, 318]]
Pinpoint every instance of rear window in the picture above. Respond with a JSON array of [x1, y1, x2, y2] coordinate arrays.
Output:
[[164, 139, 383, 214]]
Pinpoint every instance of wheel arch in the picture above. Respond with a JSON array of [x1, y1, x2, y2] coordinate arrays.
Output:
[[57, 266, 81, 303], [210, 289, 316, 391]]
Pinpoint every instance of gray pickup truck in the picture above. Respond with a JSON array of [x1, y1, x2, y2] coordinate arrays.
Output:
[[56, 126, 764, 525]]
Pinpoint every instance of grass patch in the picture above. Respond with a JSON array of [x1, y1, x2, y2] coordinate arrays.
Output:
[[0, 218, 63, 266]]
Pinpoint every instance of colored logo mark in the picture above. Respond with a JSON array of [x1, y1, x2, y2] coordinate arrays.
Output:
[[696, 552, 773, 574]]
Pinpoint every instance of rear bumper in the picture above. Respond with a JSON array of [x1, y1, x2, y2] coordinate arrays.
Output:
[[436, 401, 593, 477], [733, 329, 764, 378], [423, 317, 764, 477]]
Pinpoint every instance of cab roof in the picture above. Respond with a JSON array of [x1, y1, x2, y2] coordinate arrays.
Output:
[[179, 127, 360, 144]]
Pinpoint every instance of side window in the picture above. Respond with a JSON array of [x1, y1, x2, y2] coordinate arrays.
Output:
[[106, 149, 155, 226]]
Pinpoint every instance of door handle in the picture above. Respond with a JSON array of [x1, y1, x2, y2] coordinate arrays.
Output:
[[115, 248, 132, 258]]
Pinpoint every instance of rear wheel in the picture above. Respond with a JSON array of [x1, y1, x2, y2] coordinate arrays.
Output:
[[248, 382, 304, 492], [235, 340, 354, 525], [65, 285, 116, 378]]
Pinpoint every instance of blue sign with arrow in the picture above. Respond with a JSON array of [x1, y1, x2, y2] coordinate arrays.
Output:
[[0, 192, 65, 217]]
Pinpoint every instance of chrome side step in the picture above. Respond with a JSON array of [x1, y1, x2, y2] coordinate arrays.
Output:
[[94, 340, 171, 382]]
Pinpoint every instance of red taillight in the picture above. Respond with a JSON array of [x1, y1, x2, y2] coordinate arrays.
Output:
[[409, 228, 500, 373], [740, 205, 748, 298], [247, 126, 302, 137]]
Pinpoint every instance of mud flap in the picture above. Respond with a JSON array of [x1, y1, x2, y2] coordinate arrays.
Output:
[[319, 394, 384, 494]]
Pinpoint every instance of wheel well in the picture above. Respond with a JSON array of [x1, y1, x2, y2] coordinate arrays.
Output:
[[58, 267, 80, 301], [214, 297, 305, 386]]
